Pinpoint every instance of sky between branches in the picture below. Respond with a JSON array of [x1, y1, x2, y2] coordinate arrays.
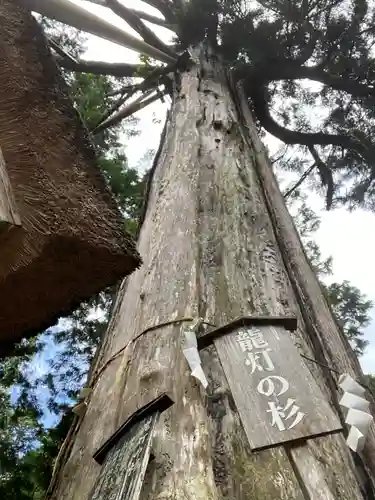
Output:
[[56, 0, 375, 373]]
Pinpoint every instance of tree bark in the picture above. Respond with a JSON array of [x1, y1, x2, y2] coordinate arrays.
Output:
[[52, 45, 373, 500]]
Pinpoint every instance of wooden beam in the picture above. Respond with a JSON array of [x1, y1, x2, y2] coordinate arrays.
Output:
[[22, 0, 177, 64], [0, 148, 21, 235], [82, 0, 174, 29], [197, 315, 297, 350], [105, 0, 176, 58]]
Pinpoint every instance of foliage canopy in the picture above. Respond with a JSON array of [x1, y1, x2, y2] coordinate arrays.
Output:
[[37, 0, 375, 211]]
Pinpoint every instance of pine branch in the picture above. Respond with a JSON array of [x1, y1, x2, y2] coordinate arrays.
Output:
[[94, 69, 168, 129], [48, 38, 78, 63], [105, 0, 177, 59], [250, 85, 370, 161], [292, 66, 375, 99], [308, 145, 334, 210], [283, 163, 316, 200], [93, 91, 164, 134], [240, 60, 375, 103]]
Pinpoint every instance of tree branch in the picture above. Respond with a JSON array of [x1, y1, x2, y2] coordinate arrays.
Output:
[[271, 145, 289, 165], [250, 83, 375, 207], [48, 38, 78, 63], [308, 145, 334, 209], [293, 66, 375, 99], [252, 62, 375, 100], [105, 0, 177, 59], [283, 163, 316, 200], [55, 56, 153, 78], [240, 60, 375, 104], [94, 66, 169, 129], [284, 22, 318, 65], [250, 85, 369, 159], [94, 89, 129, 130], [93, 91, 164, 134]]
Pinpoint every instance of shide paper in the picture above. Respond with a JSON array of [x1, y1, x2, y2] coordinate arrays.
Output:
[[339, 373, 373, 453], [183, 329, 208, 389]]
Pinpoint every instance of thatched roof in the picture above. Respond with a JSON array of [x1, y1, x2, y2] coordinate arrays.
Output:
[[0, 0, 141, 356]]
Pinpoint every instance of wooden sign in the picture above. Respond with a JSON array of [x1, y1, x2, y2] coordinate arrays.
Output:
[[214, 324, 342, 451], [90, 412, 157, 500], [91, 394, 173, 500]]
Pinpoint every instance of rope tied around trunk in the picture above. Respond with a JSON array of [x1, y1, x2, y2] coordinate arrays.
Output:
[[90, 316, 197, 390]]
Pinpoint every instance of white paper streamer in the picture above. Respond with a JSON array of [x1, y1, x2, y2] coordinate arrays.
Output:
[[191, 366, 208, 388], [184, 330, 198, 349], [183, 347, 201, 368], [183, 329, 208, 389], [339, 392, 370, 413], [347, 426, 366, 453], [339, 373, 373, 453], [345, 408, 373, 437], [339, 374, 366, 397]]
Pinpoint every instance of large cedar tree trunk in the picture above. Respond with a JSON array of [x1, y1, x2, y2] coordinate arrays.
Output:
[[52, 45, 375, 500]]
